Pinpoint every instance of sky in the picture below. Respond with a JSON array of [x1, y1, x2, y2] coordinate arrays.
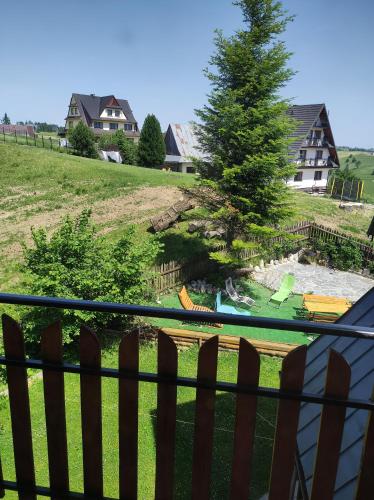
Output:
[[0, 0, 373, 148]]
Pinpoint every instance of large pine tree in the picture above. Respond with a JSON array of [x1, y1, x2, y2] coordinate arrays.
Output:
[[195, 0, 296, 245], [138, 114, 166, 168]]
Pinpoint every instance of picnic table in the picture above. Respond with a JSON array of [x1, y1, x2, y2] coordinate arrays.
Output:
[[302, 294, 352, 322]]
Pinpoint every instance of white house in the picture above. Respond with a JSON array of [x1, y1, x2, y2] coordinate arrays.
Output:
[[65, 93, 140, 142], [286, 104, 340, 191]]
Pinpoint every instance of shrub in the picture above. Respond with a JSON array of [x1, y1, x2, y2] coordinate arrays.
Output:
[[67, 121, 97, 158], [98, 130, 138, 165], [312, 238, 363, 271], [21, 210, 162, 347]]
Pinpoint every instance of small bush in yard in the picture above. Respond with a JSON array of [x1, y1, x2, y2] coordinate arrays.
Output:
[[21, 210, 162, 347], [312, 238, 363, 271]]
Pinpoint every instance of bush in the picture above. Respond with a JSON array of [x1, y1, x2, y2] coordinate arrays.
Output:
[[98, 130, 138, 165], [21, 210, 162, 347], [312, 238, 363, 271], [67, 121, 97, 158]]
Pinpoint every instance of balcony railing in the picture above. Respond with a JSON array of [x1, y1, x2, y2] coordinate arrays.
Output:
[[0, 293, 373, 499], [295, 157, 336, 167], [301, 138, 330, 147]]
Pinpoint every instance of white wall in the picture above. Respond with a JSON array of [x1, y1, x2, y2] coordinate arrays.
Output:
[[287, 168, 330, 189]]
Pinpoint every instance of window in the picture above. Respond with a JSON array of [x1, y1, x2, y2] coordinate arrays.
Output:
[[70, 107, 78, 115], [94, 122, 103, 129], [115, 110, 120, 117], [124, 123, 133, 131], [299, 149, 306, 160], [110, 123, 118, 130], [68, 121, 73, 129], [314, 170, 322, 181], [107, 109, 113, 116], [316, 150, 323, 160], [294, 172, 303, 182], [314, 130, 322, 139]]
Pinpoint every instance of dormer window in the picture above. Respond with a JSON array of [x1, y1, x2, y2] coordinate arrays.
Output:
[[107, 109, 113, 117], [115, 110, 120, 117]]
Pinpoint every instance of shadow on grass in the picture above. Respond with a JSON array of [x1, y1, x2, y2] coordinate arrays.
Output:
[[156, 231, 210, 264], [151, 393, 277, 499]]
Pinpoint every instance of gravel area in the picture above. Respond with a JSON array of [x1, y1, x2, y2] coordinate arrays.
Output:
[[252, 262, 374, 302]]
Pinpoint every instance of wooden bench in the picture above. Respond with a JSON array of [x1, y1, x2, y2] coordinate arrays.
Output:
[[307, 311, 340, 323], [178, 286, 222, 328]]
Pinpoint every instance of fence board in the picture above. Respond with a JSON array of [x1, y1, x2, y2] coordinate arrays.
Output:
[[41, 322, 69, 498], [310, 350, 351, 500], [268, 345, 307, 500], [191, 335, 219, 500], [355, 389, 374, 499], [2, 314, 35, 500], [119, 331, 139, 500], [80, 326, 103, 498], [229, 338, 260, 500], [155, 332, 178, 500]]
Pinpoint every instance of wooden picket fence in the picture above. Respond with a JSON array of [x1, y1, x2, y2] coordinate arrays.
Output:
[[1, 314, 374, 499], [153, 221, 373, 293]]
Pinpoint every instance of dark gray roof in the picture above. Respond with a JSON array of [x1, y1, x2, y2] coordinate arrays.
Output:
[[72, 94, 137, 125], [297, 287, 374, 499], [287, 104, 325, 154]]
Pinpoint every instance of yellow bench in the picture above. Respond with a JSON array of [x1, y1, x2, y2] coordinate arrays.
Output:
[[178, 286, 222, 328]]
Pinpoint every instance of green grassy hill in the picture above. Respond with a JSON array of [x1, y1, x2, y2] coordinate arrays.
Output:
[[0, 143, 195, 290], [0, 143, 372, 293], [338, 150, 374, 203]]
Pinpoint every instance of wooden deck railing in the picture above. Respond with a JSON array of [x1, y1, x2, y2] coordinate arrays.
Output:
[[0, 294, 373, 499]]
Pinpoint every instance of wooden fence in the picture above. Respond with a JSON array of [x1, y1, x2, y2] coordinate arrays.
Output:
[[309, 223, 374, 264], [1, 127, 70, 153], [1, 314, 374, 499], [153, 221, 373, 293]]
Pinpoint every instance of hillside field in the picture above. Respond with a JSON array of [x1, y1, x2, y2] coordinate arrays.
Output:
[[338, 150, 374, 203], [0, 143, 373, 293]]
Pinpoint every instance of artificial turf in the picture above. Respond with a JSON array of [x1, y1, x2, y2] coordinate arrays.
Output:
[[150, 280, 310, 345]]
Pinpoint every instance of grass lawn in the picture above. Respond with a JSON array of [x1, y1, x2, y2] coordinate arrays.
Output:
[[0, 342, 281, 499], [0, 143, 195, 291], [338, 151, 374, 204], [150, 280, 309, 345], [283, 189, 374, 239]]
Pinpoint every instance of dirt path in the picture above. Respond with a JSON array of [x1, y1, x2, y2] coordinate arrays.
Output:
[[0, 186, 183, 257]]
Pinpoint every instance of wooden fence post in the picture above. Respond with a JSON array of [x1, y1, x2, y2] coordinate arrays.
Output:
[[268, 345, 307, 500], [119, 331, 139, 500], [41, 322, 69, 498], [191, 336, 219, 500], [310, 350, 351, 500], [230, 339, 260, 500], [2, 315, 36, 500], [80, 326, 103, 498], [155, 331, 178, 500]]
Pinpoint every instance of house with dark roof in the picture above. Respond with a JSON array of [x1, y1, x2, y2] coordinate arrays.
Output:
[[295, 287, 374, 499], [164, 123, 206, 173], [286, 104, 340, 191], [65, 93, 140, 141]]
